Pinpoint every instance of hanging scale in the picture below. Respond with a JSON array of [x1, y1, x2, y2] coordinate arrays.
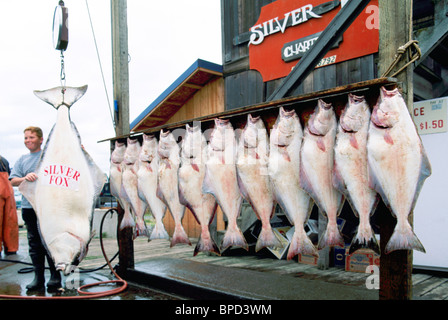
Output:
[[52, 1, 69, 90]]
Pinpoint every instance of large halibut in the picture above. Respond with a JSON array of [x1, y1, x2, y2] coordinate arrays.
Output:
[[20, 86, 106, 275], [367, 87, 431, 253]]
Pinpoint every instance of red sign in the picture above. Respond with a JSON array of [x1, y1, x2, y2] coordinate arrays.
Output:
[[248, 0, 379, 82]]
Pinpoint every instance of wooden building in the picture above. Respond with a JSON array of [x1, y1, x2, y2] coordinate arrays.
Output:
[[124, 0, 448, 299], [130, 59, 225, 238]]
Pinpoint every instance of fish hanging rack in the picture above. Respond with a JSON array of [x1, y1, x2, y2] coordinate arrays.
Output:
[[99, 77, 398, 144]]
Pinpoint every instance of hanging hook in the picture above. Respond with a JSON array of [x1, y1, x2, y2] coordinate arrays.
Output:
[[60, 50, 66, 90]]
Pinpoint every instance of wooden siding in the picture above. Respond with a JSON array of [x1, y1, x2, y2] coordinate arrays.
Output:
[[221, 0, 378, 110], [162, 78, 225, 238]]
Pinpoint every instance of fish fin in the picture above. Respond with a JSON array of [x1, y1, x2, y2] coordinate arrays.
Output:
[[201, 167, 215, 196], [170, 225, 191, 247], [33, 85, 88, 109], [420, 150, 432, 180], [350, 135, 359, 149], [133, 217, 150, 239], [163, 159, 172, 170], [156, 184, 166, 203], [149, 221, 170, 240], [368, 161, 392, 213], [316, 137, 326, 152], [287, 227, 318, 260], [383, 130, 394, 145], [83, 149, 107, 201], [119, 208, 136, 230], [299, 162, 318, 202], [255, 226, 282, 252], [332, 160, 347, 196], [194, 234, 220, 256], [236, 172, 253, 210], [409, 150, 432, 212], [178, 185, 189, 207], [191, 163, 200, 172], [18, 180, 37, 210], [318, 223, 344, 250], [385, 222, 425, 254], [349, 229, 380, 255], [279, 147, 291, 162], [221, 225, 248, 251]]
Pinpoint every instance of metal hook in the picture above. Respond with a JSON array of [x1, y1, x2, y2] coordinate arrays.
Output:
[[60, 50, 66, 88]]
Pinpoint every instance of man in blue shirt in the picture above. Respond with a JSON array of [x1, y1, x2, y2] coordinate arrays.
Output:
[[10, 126, 61, 292]]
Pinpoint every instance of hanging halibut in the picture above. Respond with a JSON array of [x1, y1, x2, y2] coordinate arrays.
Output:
[[137, 134, 169, 240], [110, 140, 134, 230], [268, 107, 316, 259], [157, 129, 191, 247], [178, 124, 219, 256], [236, 114, 280, 252], [19, 86, 106, 275], [367, 87, 431, 253], [300, 99, 344, 250], [333, 94, 379, 254], [203, 119, 248, 251], [121, 138, 148, 238]]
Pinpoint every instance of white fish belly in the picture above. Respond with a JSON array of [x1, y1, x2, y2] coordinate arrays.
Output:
[[138, 164, 166, 217], [367, 126, 421, 217], [301, 134, 340, 216], [179, 164, 215, 225], [237, 158, 273, 218], [204, 162, 241, 220], [334, 132, 376, 216], [109, 164, 122, 200], [35, 124, 95, 263], [122, 165, 146, 215], [269, 147, 310, 225], [158, 163, 184, 220]]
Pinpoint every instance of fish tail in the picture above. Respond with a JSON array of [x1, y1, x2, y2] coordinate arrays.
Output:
[[287, 228, 318, 260], [255, 226, 282, 252], [149, 221, 170, 240], [318, 223, 344, 250], [385, 222, 425, 254], [119, 210, 135, 230], [221, 225, 248, 251], [33, 85, 88, 109], [194, 234, 220, 256], [133, 218, 150, 239], [349, 227, 380, 255], [170, 225, 191, 247]]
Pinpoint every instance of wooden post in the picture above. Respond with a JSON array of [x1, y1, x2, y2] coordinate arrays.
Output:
[[111, 0, 132, 275], [317, 210, 330, 270], [378, 0, 414, 300], [111, 0, 130, 136]]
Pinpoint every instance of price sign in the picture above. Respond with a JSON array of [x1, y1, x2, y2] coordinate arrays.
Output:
[[413, 97, 448, 135]]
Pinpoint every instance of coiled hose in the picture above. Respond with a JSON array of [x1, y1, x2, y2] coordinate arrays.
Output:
[[0, 208, 128, 300]]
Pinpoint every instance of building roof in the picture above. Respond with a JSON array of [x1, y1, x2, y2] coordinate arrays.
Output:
[[130, 59, 223, 132]]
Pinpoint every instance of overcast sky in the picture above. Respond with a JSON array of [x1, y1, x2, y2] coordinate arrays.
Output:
[[0, 0, 222, 176]]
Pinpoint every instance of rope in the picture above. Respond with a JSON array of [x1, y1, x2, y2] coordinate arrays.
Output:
[[85, 0, 116, 130], [381, 0, 420, 78], [381, 40, 421, 78]]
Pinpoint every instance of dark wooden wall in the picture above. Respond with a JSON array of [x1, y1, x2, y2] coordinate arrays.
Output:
[[221, 0, 378, 110]]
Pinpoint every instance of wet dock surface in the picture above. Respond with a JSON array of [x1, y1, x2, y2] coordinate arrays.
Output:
[[1, 227, 447, 300]]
